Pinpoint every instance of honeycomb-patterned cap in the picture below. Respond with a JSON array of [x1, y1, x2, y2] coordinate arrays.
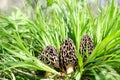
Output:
[[59, 38, 78, 74], [80, 34, 94, 54], [38, 46, 59, 68]]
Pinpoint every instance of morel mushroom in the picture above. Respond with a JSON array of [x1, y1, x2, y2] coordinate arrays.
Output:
[[59, 38, 78, 74], [80, 34, 94, 55], [38, 46, 59, 68]]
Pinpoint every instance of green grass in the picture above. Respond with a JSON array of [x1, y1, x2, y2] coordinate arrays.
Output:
[[0, 0, 120, 79]]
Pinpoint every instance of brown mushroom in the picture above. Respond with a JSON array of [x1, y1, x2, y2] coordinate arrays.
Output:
[[38, 45, 59, 68], [59, 38, 78, 74], [80, 34, 94, 55]]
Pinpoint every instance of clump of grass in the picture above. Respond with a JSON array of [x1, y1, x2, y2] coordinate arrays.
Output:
[[0, 0, 120, 79]]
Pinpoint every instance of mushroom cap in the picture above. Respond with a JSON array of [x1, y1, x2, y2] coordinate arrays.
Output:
[[80, 34, 94, 54], [38, 45, 59, 68], [59, 38, 78, 73]]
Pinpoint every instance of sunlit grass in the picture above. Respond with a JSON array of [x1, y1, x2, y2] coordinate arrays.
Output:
[[0, 0, 120, 79]]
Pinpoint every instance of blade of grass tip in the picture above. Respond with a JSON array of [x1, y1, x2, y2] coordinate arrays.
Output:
[[13, 32, 31, 55], [0, 28, 13, 38], [64, 0, 72, 14], [27, 21, 46, 47], [2, 44, 28, 60], [110, 0, 114, 18], [65, 0, 77, 36], [0, 16, 16, 29], [36, 4, 47, 30], [0, 16, 12, 24], [85, 4, 94, 26]]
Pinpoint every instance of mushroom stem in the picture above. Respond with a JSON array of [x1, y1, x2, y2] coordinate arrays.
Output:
[[66, 65, 74, 74], [45, 72, 52, 78]]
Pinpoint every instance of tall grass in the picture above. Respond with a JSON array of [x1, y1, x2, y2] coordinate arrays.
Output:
[[0, 0, 120, 79]]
